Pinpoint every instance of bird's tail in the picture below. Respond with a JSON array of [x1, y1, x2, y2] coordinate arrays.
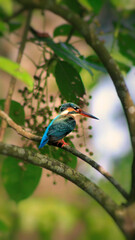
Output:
[[39, 137, 48, 149]]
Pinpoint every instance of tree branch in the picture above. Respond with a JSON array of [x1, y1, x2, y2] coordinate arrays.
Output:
[[0, 110, 41, 142], [0, 109, 129, 200], [63, 145, 129, 200], [0, 10, 32, 141]]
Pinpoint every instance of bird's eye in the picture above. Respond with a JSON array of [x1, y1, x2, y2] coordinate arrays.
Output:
[[74, 107, 79, 111]]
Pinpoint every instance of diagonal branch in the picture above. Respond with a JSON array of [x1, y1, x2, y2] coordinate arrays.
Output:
[[0, 110, 41, 142], [62, 145, 129, 200], [0, 109, 129, 200]]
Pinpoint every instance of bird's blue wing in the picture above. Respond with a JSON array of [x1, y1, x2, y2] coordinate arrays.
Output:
[[47, 116, 76, 142], [39, 115, 60, 149]]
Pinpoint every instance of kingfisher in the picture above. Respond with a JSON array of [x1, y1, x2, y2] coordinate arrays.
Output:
[[39, 102, 98, 148]]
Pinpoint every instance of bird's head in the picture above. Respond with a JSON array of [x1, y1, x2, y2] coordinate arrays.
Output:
[[60, 102, 99, 120]]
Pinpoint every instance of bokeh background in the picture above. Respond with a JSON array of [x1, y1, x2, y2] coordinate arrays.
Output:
[[0, 0, 135, 239]]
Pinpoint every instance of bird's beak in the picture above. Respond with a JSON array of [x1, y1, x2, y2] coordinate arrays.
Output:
[[79, 109, 99, 120]]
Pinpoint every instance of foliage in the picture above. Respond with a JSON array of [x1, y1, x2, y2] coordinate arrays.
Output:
[[0, 100, 25, 125], [0, 57, 34, 90], [0, 196, 124, 240], [1, 156, 42, 202], [55, 61, 85, 103]]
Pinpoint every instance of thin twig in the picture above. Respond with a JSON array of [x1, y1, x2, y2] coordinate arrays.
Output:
[[0, 109, 129, 200], [0, 10, 32, 141]]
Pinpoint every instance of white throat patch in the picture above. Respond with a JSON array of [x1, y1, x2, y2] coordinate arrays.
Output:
[[60, 109, 69, 115], [60, 109, 79, 117]]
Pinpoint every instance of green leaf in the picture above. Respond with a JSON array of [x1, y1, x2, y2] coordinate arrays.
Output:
[[45, 38, 93, 75], [8, 21, 22, 32], [0, 220, 8, 232], [0, 0, 13, 15], [55, 61, 85, 104], [0, 99, 25, 125], [118, 32, 135, 65], [30, 30, 98, 75], [1, 156, 42, 202], [59, 0, 82, 14], [115, 60, 130, 73], [0, 21, 8, 36], [87, 0, 104, 13], [0, 57, 34, 91], [79, 0, 104, 13], [0, 7, 8, 19], [53, 24, 81, 38], [84, 55, 106, 73]]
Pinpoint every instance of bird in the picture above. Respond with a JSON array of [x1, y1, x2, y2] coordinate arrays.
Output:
[[39, 102, 98, 148]]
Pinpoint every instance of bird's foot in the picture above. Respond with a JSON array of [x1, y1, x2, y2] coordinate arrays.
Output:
[[57, 139, 69, 148], [61, 140, 69, 148]]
